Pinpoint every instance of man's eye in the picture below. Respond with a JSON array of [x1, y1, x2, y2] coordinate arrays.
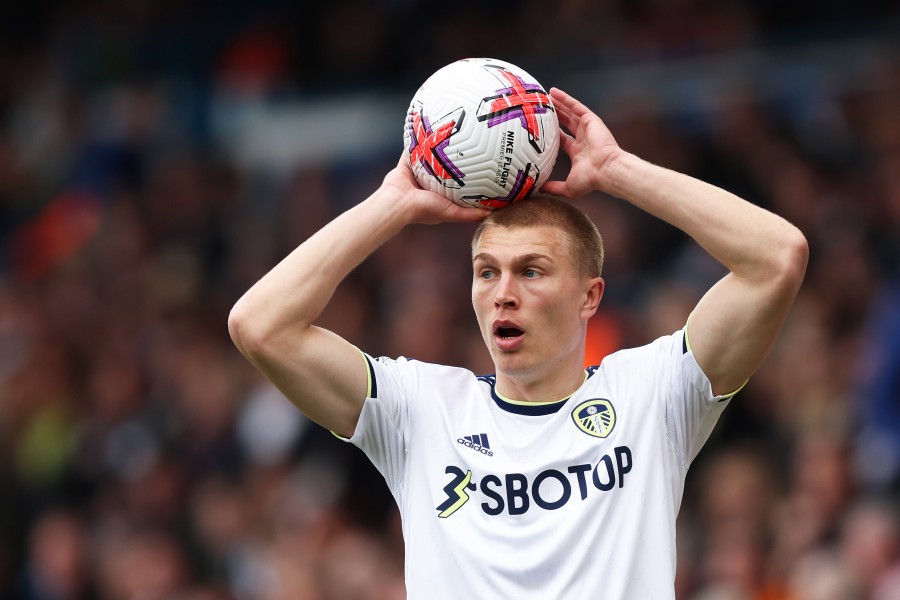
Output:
[[524, 269, 538, 278], [480, 270, 495, 280]]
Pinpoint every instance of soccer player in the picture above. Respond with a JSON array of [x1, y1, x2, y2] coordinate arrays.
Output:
[[228, 88, 808, 597]]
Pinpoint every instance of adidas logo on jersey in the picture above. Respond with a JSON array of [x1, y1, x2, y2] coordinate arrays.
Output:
[[457, 433, 493, 457]]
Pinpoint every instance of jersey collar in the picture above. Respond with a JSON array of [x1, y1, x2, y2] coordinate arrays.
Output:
[[481, 370, 593, 416]]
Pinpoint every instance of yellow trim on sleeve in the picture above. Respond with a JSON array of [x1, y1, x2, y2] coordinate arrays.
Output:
[[684, 319, 694, 353], [683, 318, 748, 399], [330, 347, 372, 441], [718, 378, 748, 400]]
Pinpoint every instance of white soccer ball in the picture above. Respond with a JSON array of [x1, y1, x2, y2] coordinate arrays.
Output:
[[403, 58, 560, 210]]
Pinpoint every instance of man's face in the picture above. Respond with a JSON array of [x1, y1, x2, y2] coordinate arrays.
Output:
[[472, 224, 601, 381]]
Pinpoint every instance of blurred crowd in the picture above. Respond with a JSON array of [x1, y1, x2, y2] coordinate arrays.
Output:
[[1, 1, 900, 599]]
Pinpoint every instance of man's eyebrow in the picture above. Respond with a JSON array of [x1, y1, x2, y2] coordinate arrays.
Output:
[[516, 252, 554, 264], [472, 252, 554, 264]]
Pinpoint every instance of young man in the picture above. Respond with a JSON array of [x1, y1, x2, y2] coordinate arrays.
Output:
[[228, 88, 808, 597]]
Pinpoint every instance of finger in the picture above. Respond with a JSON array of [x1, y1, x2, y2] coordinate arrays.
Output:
[[540, 180, 570, 198], [553, 99, 581, 135], [550, 87, 593, 119], [396, 158, 421, 187], [553, 97, 570, 119], [555, 107, 579, 137], [549, 87, 579, 115], [552, 92, 573, 116], [443, 204, 491, 222], [558, 130, 576, 155]]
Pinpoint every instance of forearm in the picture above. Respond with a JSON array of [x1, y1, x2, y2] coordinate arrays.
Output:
[[229, 188, 410, 346], [600, 152, 806, 280]]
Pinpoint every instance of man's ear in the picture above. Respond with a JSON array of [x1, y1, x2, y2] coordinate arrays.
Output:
[[581, 277, 605, 319]]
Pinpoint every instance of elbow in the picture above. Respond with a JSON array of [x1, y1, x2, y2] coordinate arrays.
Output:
[[228, 298, 266, 359], [228, 296, 312, 361], [774, 225, 809, 289]]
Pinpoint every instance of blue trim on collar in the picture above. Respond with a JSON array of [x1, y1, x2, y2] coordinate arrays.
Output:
[[479, 370, 597, 416]]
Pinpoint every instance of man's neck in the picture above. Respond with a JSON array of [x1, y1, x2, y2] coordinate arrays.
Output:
[[494, 364, 588, 404]]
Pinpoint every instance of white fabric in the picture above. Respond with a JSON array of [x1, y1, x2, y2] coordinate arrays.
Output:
[[344, 329, 730, 599]]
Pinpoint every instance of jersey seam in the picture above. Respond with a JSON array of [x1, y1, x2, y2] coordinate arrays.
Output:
[[665, 331, 691, 472], [397, 359, 415, 500]]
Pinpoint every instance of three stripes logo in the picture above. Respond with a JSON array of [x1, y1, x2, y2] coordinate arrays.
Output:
[[572, 399, 616, 439], [457, 433, 493, 457]]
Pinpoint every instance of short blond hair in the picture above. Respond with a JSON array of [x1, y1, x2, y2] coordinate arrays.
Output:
[[471, 196, 604, 278]]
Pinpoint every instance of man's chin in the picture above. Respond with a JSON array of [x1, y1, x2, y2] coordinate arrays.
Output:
[[490, 350, 533, 374]]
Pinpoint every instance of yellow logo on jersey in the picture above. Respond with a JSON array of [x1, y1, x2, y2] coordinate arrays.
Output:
[[436, 467, 474, 518], [572, 399, 616, 438]]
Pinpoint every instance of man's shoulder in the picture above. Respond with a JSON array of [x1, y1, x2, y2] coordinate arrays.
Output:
[[369, 354, 481, 383], [594, 330, 685, 370]]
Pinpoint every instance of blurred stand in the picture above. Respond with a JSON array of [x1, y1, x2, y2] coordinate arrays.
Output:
[[1, 2, 899, 598]]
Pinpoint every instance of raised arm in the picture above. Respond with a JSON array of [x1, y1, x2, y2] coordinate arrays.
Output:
[[228, 158, 488, 437], [543, 88, 808, 395]]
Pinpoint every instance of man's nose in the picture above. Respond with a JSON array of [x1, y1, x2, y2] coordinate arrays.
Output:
[[494, 276, 519, 309]]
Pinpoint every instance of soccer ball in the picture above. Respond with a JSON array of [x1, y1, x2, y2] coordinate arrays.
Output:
[[403, 58, 560, 210]]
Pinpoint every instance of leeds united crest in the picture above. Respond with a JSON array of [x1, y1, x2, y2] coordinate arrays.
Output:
[[572, 399, 616, 438]]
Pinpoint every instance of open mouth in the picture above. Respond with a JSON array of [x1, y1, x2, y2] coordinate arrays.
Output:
[[492, 320, 525, 346], [492, 321, 526, 351], [495, 326, 524, 339]]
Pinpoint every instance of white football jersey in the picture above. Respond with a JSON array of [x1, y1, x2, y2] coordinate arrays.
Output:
[[343, 328, 734, 599]]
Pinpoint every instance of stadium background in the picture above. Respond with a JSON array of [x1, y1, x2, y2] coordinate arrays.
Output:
[[1, 0, 899, 598]]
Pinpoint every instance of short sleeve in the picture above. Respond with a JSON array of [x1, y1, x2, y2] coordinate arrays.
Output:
[[337, 353, 415, 493], [664, 329, 734, 468]]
